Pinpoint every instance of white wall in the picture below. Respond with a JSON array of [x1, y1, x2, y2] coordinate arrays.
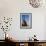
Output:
[[44, 15, 46, 40], [0, 0, 46, 40]]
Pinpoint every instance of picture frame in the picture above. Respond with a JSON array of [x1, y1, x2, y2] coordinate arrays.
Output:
[[20, 13, 32, 29]]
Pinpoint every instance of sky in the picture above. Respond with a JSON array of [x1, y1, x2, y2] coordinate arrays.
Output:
[[22, 15, 29, 21]]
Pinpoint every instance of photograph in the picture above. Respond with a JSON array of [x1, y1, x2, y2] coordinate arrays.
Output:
[[20, 13, 32, 29]]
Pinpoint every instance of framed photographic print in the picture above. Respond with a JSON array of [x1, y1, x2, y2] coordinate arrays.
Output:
[[20, 13, 32, 29]]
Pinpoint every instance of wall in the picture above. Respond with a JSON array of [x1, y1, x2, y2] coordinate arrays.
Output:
[[0, 0, 46, 40], [44, 15, 46, 40]]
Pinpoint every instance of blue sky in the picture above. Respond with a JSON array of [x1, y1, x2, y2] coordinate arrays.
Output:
[[22, 15, 29, 21]]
